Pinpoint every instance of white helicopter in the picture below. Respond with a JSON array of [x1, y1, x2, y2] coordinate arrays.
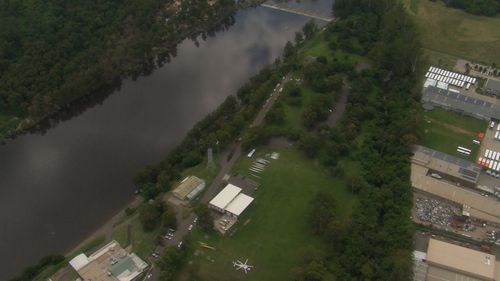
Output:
[[232, 258, 253, 274]]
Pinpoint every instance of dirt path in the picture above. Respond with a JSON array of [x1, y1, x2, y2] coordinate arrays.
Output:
[[327, 80, 349, 127]]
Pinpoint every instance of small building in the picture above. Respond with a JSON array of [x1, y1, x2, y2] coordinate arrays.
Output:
[[172, 176, 205, 201], [485, 78, 500, 96], [209, 183, 254, 218], [69, 240, 148, 281], [425, 238, 499, 281]]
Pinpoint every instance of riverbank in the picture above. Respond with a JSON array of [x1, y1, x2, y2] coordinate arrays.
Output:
[[0, 0, 265, 142], [1, 3, 319, 280]]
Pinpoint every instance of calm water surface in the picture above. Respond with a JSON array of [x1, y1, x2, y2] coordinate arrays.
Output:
[[0, 3, 331, 279]]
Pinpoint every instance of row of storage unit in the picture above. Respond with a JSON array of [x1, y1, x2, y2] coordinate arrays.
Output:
[[428, 66, 476, 84], [483, 149, 500, 161], [478, 157, 500, 172], [425, 72, 467, 88]]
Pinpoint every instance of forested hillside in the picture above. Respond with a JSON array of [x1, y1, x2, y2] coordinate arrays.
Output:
[[289, 0, 421, 280], [0, 0, 243, 139]]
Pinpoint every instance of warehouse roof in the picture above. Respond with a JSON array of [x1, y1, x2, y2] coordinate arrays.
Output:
[[209, 184, 242, 210], [224, 193, 254, 216], [485, 78, 500, 93], [71, 241, 148, 281], [413, 145, 482, 183], [69, 254, 89, 271], [173, 176, 204, 199], [426, 239, 496, 280], [422, 85, 500, 120]]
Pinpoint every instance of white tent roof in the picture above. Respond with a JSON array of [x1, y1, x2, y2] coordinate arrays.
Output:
[[423, 78, 437, 88], [209, 184, 241, 210], [69, 253, 89, 271], [225, 193, 254, 217]]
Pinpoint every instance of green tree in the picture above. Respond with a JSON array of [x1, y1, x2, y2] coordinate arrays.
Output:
[[302, 19, 317, 39], [139, 200, 164, 231], [294, 31, 304, 46], [194, 203, 214, 232]]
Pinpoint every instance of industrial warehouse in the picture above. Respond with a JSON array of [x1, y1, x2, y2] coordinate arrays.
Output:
[[172, 175, 206, 201], [413, 63, 500, 281], [69, 240, 148, 281], [422, 86, 500, 121], [209, 183, 254, 218], [414, 238, 500, 281], [411, 145, 500, 224], [208, 183, 255, 234]]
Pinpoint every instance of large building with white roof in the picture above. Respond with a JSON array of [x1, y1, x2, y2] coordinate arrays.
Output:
[[424, 239, 500, 281], [209, 183, 254, 218], [69, 240, 148, 281]]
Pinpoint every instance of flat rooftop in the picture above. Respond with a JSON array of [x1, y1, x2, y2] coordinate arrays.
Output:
[[413, 145, 482, 184], [209, 184, 242, 210], [427, 239, 496, 280], [224, 193, 254, 217], [485, 78, 500, 93], [70, 240, 148, 281], [422, 85, 500, 120], [411, 164, 500, 223]]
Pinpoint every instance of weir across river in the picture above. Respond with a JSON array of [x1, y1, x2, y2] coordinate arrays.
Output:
[[261, 2, 335, 22]]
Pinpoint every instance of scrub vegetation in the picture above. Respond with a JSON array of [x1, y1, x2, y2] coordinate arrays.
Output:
[[404, 0, 500, 65]]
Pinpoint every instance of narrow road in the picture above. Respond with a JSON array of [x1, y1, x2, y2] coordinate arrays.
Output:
[[327, 80, 349, 128]]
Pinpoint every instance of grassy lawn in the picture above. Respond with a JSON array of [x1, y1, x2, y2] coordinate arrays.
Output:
[[420, 108, 487, 160], [184, 148, 356, 281], [297, 31, 332, 61], [181, 156, 220, 185], [404, 0, 500, 65], [113, 215, 161, 260]]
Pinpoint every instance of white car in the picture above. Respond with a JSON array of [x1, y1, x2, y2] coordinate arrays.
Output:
[[177, 241, 183, 248], [188, 224, 193, 231], [193, 217, 198, 223]]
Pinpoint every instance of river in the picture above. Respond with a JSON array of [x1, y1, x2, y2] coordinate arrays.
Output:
[[0, 2, 332, 279]]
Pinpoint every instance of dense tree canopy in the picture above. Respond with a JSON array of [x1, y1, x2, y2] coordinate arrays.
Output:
[[0, 0, 240, 138], [444, 0, 500, 16]]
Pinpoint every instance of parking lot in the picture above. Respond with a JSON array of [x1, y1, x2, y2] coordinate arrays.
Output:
[[412, 192, 500, 243], [414, 195, 457, 228]]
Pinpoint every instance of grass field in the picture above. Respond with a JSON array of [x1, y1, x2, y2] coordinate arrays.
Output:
[[184, 148, 356, 281], [404, 0, 500, 66], [113, 214, 161, 260], [420, 108, 487, 159]]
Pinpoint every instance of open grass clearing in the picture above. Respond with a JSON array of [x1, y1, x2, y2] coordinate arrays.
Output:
[[184, 147, 356, 281], [420, 108, 487, 160], [180, 155, 220, 186], [404, 0, 500, 65], [113, 214, 161, 260]]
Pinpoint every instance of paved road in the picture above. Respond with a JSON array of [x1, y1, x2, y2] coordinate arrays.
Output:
[[146, 75, 290, 281]]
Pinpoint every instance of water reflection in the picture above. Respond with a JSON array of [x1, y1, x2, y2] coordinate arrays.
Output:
[[0, 3, 331, 279]]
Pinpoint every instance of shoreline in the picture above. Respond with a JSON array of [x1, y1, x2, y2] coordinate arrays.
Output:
[[63, 195, 142, 258], [0, 0, 264, 143]]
